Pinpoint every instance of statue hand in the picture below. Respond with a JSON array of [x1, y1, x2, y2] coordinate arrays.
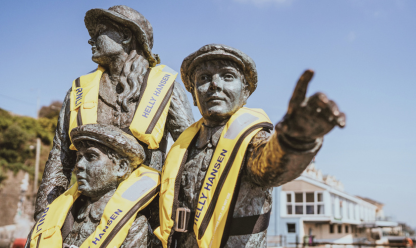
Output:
[[276, 70, 346, 141]]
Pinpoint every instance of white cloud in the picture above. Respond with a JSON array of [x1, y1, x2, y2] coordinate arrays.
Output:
[[233, 0, 293, 7]]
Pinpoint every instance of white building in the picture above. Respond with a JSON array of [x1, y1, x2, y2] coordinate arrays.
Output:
[[268, 162, 398, 246]]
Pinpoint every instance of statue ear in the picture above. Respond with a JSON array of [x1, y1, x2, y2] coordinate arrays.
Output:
[[242, 79, 250, 105], [116, 159, 130, 178], [191, 89, 198, 107], [122, 28, 132, 45]]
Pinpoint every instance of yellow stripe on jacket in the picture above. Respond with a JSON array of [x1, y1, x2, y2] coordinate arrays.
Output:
[[30, 165, 160, 248], [69, 65, 177, 150], [154, 107, 272, 248]]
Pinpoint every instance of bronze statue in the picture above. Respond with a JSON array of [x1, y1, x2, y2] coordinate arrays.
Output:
[[34, 5, 194, 221], [155, 44, 345, 247], [26, 124, 162, 248]]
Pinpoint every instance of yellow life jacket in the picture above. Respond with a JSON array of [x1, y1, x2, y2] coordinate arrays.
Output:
[[154, 107, 273, 248], [69, 64, 177, 150], [30, 165, 160, 248]]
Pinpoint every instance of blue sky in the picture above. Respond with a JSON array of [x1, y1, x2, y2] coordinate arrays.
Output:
[[0, 0, 415, 227]]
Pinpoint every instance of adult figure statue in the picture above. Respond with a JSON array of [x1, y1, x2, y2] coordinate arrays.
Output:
[[34, 5, 194, 221], [27, 124, 161, 248], [155, 44, 346, 248]]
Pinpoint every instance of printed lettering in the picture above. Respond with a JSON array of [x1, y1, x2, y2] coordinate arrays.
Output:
[[220, 149, 227, 157], [110, 214, 117, 220], [217, 156, 224, 163], [145, 106, 152, 113], [210, 168, 218, 177], [107, 220, 112, 225], [99, 233, 104, 239], [142, 112, 149, 118], [76, 88, 82, 93], [204, 182, 212, 191], [214, 162, 221, 169], [92, 237, 100, 245], [196, 212, 201, 218], [199, 200, 206, 206], [200, 192, 208, 199], [208, 177, 214, 184], [197, 205, 204, 211], [115, 209, 123, 214]]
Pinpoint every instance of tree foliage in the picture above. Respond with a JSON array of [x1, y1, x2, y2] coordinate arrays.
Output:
[[0, 101, 62, 185]]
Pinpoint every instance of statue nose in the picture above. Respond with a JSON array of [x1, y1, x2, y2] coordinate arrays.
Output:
[[209, 75, 222, 91], [88, 39, 95, 46]]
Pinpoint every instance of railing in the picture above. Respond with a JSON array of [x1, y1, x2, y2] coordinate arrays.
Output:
[[268, 235, 287, 247]]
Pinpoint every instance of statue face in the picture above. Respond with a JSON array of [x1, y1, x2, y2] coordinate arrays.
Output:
[[193, 60, 249, 124], [75, 146, 119, 198], [87, 20, 127, 66]]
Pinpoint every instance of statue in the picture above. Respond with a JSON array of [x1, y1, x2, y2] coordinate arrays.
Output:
[[34, 5, 195, 221], [27, 124, 162, 248], [155, 44, 346, 248]]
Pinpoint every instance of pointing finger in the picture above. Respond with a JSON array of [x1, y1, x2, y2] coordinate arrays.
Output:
[[288, 69, 314, 114]]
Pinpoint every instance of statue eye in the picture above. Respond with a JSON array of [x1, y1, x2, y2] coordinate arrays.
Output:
[[200, 75, 210, 81], [223, 73, 234, 81], [86, 153, 97, 161]]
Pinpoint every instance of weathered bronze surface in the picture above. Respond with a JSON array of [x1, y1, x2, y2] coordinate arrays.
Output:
[[66, 124, 159, 247], [34, 5, 194, 224], [174, 44, 345, 247]]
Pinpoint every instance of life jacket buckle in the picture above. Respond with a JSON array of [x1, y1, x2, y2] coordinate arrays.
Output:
[[174, 207, 191, 232]]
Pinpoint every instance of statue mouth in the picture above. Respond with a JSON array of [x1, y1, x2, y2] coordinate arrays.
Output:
[[91, 46, 97, 54], [206, 95, 225, 103]]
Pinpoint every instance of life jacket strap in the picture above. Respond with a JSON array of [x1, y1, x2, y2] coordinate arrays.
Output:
[[179, 209, 271, 235]]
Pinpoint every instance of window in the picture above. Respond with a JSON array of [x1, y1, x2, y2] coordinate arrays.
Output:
[[287, 193, 293, 215], [287, 223, 296, 233], [306, 193, 314, 202], [330, 224, 334, 234], [317, 205, 324, 214], [287, 194, 292, 202], [345, 225, 349, 233], [287, 205, 293, 215], [306, 205, 314, 214], [286, 192, 325, 215], [295, 205, 303, 214], [295, 193, 303, 203], [338, 225, 342, 233], [317, 193, 323, 202]]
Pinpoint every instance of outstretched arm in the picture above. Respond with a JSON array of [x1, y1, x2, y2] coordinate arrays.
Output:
[[165, 81, 195, 141], [34, 88, 76, 220], [246, 70, 345, 187]]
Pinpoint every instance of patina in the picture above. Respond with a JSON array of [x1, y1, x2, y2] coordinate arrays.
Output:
[[34, 5, 194, 221], [64, 124, 160, 248], [170, 44, 345, 247]]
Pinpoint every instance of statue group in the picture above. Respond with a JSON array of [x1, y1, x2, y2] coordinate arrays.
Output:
[[26, 5, 345, 248]]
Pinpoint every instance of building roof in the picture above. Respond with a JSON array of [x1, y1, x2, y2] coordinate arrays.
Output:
[[356, 196, 384, 207]]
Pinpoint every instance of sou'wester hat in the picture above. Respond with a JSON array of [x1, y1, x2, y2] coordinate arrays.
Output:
[[180, 44, 258, 96], [70, 124, 145, 167], [85, 5, 160, 67]]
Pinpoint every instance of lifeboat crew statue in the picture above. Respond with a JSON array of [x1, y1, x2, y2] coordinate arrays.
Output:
[[28, 124, 161, 248], [155, 44, 346, 248], [34, 5, 194, 223]]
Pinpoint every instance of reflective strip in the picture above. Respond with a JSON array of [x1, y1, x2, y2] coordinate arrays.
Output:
[[223, 113, 259, 140], [121, 176, 156, 202], [161, 65, 177, 75]]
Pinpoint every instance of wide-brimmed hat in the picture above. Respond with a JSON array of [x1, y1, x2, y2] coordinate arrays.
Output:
[[70, 124, 145, 167], [180, 44, 257, 95], [85, 5, 160, 67]]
